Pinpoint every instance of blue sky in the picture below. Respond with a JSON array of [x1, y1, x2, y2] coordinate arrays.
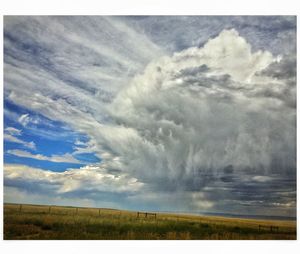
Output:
[[3, 16, 296, 216], [4, 100, 100, 171]]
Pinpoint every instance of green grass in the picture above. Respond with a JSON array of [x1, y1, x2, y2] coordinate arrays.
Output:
[[3, 203, 296, 240]]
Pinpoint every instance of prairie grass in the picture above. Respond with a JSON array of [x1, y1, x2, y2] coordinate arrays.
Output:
[[3, 203, 296, 240]]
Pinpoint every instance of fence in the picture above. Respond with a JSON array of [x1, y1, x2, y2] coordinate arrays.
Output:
[[258, 225, 279, 232], [13, 204, 103, 216], [136, 212, 157, 219], [9, 205, 282, 231], [13, 205, 160, 221]]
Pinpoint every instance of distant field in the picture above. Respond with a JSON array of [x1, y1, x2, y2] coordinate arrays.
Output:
[[3, 203, 296, 240]]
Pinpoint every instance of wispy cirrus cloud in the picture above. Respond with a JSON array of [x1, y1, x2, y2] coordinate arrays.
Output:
[[6, 149, 81, 164], [5, 126, 22, 136], [3, 16, 296, 216], [4, 126, 36, 150]]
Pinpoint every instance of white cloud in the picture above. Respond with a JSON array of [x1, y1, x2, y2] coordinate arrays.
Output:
[[18, 113, 41, 127], [7, 29, 296, 190], [5, 126, 22, 136], [4, 17, 296, 215], [108, 29, 295, 183], [4, 127, 36, 150], [72, 139, 100, 156], [174, 29, 274, 83], [18, 114, 30, 126], [6, 149, 81, 163], [74, 139, 87, 147], [4, 164, 143, 194]]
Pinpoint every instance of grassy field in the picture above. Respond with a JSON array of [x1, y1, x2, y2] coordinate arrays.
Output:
[[3, 203, 296, 240]]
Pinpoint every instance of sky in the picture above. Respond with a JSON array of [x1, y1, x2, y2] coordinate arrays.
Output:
[[3, 16, 296, 217]]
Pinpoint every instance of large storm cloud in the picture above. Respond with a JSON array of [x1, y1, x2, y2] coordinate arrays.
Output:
[[4, 17, 296, 216], [94, 29, 295, 214]]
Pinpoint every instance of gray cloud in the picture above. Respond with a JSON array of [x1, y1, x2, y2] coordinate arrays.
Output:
[[119, 16, 296, 55], [4, 17, 296, 217], [106, 29, 295, 215]]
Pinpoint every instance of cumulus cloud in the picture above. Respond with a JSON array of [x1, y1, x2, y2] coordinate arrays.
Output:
[[103, 29, 295, 214], [108, 29, 295, 186], [4, 164, 143, 196], [3, 16, 296, 216]]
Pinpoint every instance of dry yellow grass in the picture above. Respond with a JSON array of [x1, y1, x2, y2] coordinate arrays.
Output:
[[3, 203, 296, 240]]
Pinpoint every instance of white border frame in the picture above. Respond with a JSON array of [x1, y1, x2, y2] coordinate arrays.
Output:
[[0, 1, 299, 254]]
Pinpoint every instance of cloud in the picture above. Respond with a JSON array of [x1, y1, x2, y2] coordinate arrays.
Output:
[[5, 126, 22, 136], [18, 113, 30, 126], [120, 16, 296, 55], [3, 16, 296, 216], [6, 149, 81, 164], [179, 29, 274, 83], [104, 29, 295, 214], [4, 126, 36, 150], [18, 113, 42, 127], [4, 186, 96, 208], [108, 29, 295, 183], [4, 164, 143, 196]]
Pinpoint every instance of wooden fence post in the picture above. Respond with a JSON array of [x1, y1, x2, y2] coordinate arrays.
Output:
[[99, 209, 101, 216], [19, 204, 22, 213], [136, 212, 156, 220]]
